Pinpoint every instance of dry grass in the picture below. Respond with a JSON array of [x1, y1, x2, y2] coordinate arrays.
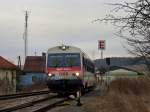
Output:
[[110, 77, 150, 95], [84, 77, 150, 112]]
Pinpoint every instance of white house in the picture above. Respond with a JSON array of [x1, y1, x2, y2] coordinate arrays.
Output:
[[0, 56, 19, 95]]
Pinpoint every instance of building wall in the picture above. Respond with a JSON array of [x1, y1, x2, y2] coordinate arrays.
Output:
[[18, 73, 47, 87], [0, 69, 16, 95]]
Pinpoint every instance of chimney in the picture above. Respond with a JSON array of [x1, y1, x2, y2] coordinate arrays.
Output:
[[42, 52, 46, 57]]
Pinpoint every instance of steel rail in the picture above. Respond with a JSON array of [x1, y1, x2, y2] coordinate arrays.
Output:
[[33, 98, 70, 112], [0, 90, 50, 100], [0, 95, 57, 112]]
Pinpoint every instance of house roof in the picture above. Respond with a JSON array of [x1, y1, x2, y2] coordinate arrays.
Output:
[[0, 56, 17, 69], [23, 56, 46, 73]]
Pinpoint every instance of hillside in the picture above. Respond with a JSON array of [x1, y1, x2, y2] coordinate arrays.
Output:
[[94, 57, 148, 69]]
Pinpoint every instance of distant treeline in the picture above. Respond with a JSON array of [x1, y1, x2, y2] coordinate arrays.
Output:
[[94, 57, 150, 69]]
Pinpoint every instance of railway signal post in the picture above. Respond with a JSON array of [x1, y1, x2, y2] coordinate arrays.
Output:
[[98, 40, 106, 59], [98, 40, 106, 86]]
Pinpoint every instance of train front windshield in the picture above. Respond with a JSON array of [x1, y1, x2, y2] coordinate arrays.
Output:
[[47, 53, 81, 67]]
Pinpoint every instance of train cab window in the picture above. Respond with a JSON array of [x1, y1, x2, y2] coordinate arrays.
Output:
[[47, 53, 80, 67], [65, 54, 80, 67], [47, 54, 63, 67]]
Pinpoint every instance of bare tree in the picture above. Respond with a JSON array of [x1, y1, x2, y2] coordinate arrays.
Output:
[[95, 0, 150, 73]]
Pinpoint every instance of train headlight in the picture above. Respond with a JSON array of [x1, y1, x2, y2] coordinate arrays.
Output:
[[62, 46, 66, 50], [59, 45, 69, 50], [75, 72, 80, 76], [48, 73, 52, 77]]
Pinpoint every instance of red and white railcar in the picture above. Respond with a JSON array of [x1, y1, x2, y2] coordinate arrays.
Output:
[[46, 45, 96, 95]]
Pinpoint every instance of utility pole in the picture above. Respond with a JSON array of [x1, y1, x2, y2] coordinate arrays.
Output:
[[23, 11, 29, 60], [101, 50, 103, 59]]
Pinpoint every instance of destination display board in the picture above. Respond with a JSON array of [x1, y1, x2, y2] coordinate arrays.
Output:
[[98, 40, 106, 50]]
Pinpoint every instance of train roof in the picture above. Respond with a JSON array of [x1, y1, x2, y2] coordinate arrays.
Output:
[[47, 45, 83, 54], [47, 45, 93, 62]]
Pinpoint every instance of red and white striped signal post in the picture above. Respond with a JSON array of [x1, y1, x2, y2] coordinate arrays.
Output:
[[98, 40, 106, 59]]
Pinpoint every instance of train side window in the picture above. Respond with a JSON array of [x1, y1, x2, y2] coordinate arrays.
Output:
[[84, 58, 88, 71], [82, 57, 85, 66], [83, 57, 95, 73]]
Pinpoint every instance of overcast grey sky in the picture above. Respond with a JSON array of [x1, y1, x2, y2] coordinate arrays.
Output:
[[0, 0, 131, 63]]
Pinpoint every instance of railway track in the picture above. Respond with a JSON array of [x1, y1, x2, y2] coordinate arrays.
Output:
[[0, 94, 57, 112], [32, 98, 70, 112], [0, 94, 72, 112], [0, 89, 89, 111], [0, 90, 50, 100], [0, 88, 96, 112]]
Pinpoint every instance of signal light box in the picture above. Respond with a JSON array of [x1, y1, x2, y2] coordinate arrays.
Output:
[[106, 57, 110, 65], [98, 40, 106, 50]]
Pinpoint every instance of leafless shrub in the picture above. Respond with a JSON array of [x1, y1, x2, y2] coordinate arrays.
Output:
[[95, 0, 150, 73]]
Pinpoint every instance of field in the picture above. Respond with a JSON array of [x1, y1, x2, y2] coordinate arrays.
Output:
[[84, 77, 150, 112]]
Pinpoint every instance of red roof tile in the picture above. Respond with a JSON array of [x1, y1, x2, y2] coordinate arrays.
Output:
[[0, 56, 17, 69], [23, 56, 46, 73]]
